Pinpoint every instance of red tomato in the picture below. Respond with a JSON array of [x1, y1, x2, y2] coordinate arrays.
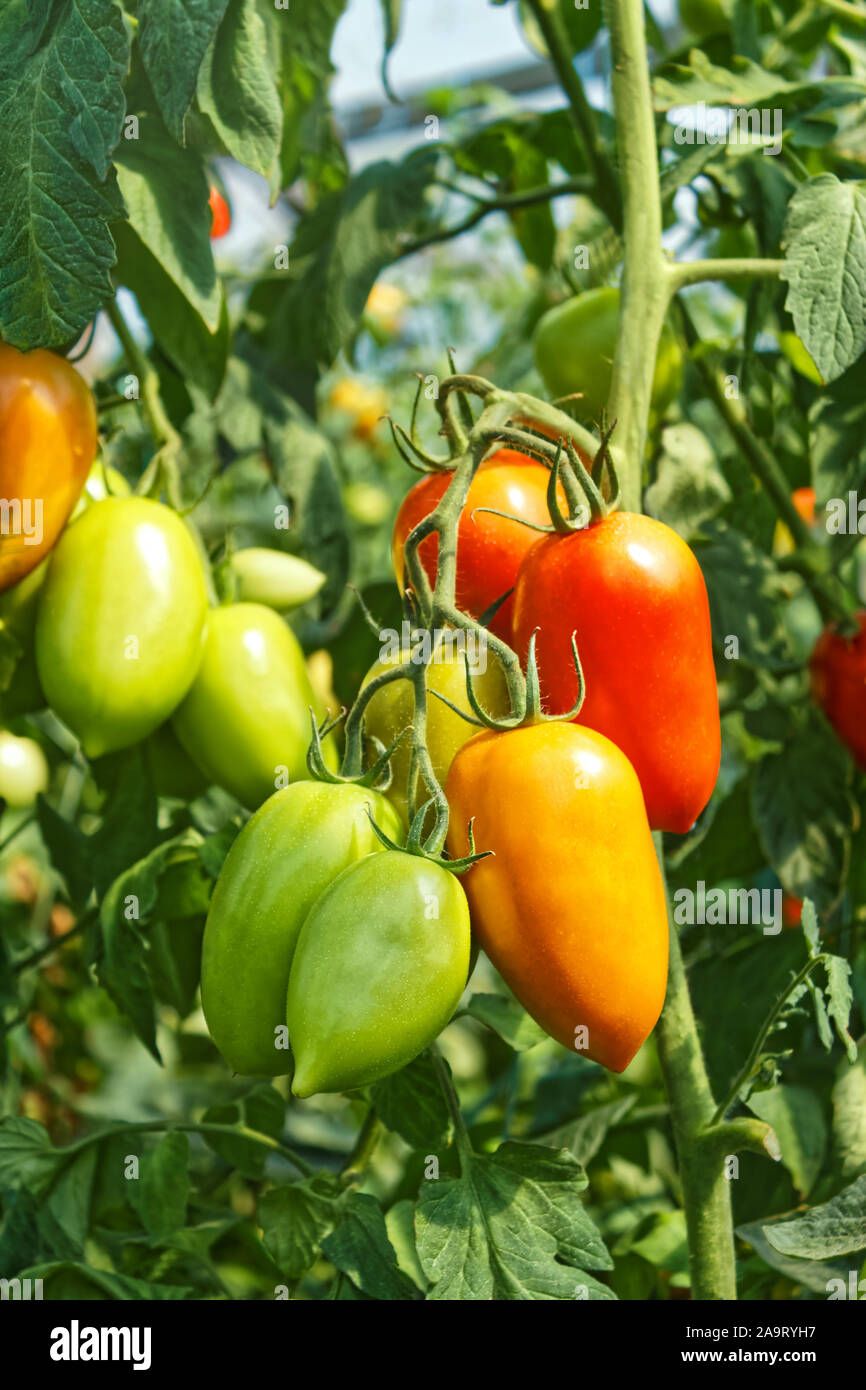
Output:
[[209, 185, 231, 239], [512, 511, 720, 834], [781, 894, 803, 929], [393, 449, 561, 643], [810, 612, 866, 768]]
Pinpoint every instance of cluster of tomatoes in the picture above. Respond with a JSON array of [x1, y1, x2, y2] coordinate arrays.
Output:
[[1, 327, 862, 1095]]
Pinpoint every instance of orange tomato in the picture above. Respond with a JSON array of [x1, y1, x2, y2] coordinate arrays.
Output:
[[446, 721, 669, 1072], [0, 345, 97, 592]]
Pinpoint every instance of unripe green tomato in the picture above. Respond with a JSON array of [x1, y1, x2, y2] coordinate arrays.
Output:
[[0, 731, 49, 807], [533, 287, 683, 424], [172, 603, 336, 809], [71, 461, 131, 518], [35, 499, 208, 758], [202, 781, 403, 1076], [0, 562, 47, 718], [680, 0, 728, 39], [229, 548, 325, 610], [361, 644, 510, 825], [779, 332, 824, 385], [144, 722, 210, 801], [288, 850, 471, 1097]]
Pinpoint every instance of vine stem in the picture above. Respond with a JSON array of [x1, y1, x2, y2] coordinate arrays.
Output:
[[606, 0, 742, 1301], [667, 259, 785, 291], [106, 298, 183, 509], [60, 1119, 316, 1179], [604, 0, 669, 489], [430, 1044, 473, 1172]]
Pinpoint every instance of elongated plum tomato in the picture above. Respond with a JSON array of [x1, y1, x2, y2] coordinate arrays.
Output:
[[172, 603, 337, 809], [446, 722, 669, 1073], [512, 511, 720, 833], [361, 642, 509, 825], [202, 782, 403, 1076], [288, 851, 471, 1097], [393, 450, 563, 643], [810, 612, 866, 769], [35, 498, 208, 758], [0, 344, 97, 592]]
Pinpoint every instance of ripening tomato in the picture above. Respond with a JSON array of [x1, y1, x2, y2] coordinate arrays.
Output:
[[361, 641, 509, 825], [773, 486, 818, 557], [781, 894, 803, 929], [393, 451, 564, 643], [512, 511, 720, 833], [446, 721, 669, 1073], [208, 185, 231, 239], [0, 345, 97, 592], [35, 498, 209, 758], [810, 612, 866, 769]]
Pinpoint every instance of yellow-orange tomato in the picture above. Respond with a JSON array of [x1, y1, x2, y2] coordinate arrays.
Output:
[[0, 345, 97, 592], [328, 378, 388, 441], [446, 721, 669, 1073]]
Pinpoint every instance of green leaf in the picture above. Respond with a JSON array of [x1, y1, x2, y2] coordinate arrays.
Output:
[[35, 797, 93, 906], [371, 1053, 451, 1148], [115, 124, 221, 331], [202, 1082, 285, 1179], [751, 716, 855, 914], [645, 424, 731, 539], [518, 0, 602, 57], [629, 1210, 689, 1276], [696, 523, 795, 670], [0, 0, 128, 347], [128, 1133, 190, 1240], [0, 1117, 65, 1197], [197, 0, 282, 182], [322, 1193, 420, 1300], [736, 1218, 853, 1294], [747, 1085, 826, 1196], [763, 1174, 866, 1260], [259, 1175, 342, 1280], [380, 0, 402, 100], [782, 175, 866, 383], [89, 747, 160, 899], [543, 1097, 638, 1168], [415, 1141, 614, 1300], [275, 151, 438, 367], [138, 0, 230, 141], [113, 222, 229, 399], [16, 1260, 191, 1299], [832, 1047, 866, 1184], [812, 360, 866, 507], [463, 993, 548, 1051]]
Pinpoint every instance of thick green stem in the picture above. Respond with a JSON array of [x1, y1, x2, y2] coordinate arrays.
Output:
[[653, 837, 738, 1300], [605, 0, 669, 495], [668, 259, 785, 291]]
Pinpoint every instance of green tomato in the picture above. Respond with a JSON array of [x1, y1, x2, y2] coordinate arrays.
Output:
[[202, 781, 403, 1076], [779, 332, 824, 386], [288, 850, 471, 1097], [35, 499, 208, 758], [361, 644, 509, 826], [0, 731, 49, 807], [71, 461, 131, 519], [172, 603, 336, 809], [228, 548, 325, 610], [680, 0, 728, 39], [533, 287, 684, 424], [0, 562, 47, 718]]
